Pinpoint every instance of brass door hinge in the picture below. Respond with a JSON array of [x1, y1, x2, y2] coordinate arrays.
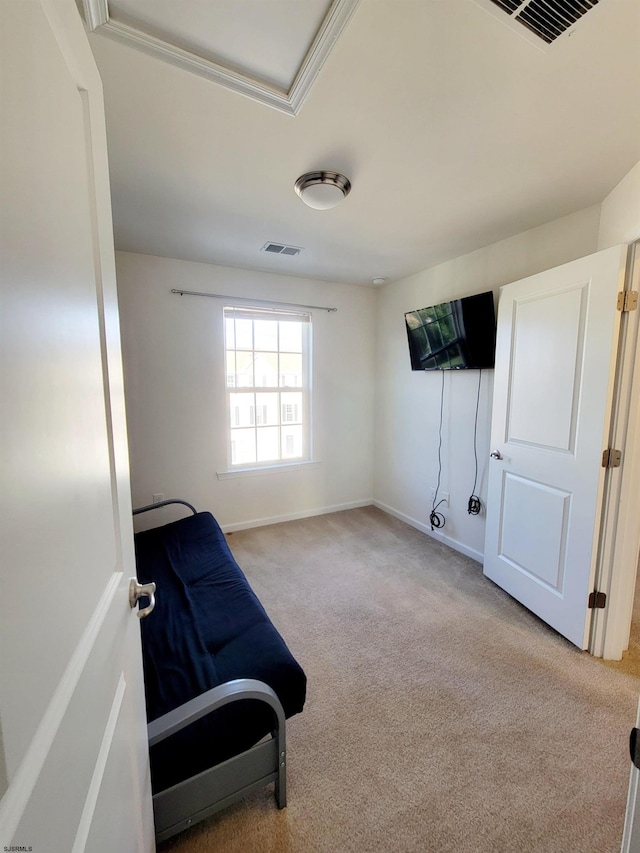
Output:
[[602, 448, 622, 468], [617, 291, 638, 312], [588, 591, 607, 609]]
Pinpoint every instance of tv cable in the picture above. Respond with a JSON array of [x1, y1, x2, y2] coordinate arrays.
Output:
[[467, 369, 482, 516], [430, 371, 446, 531]]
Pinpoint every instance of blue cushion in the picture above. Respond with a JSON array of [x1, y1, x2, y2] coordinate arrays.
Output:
[[134, 512, 306, 792]]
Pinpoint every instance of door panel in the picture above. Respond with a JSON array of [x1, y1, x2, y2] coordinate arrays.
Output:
[[499, 474, 570, 591], [0, 1, 153, 849], [507, 285, 586, 451], [483, 245, 628, 649]]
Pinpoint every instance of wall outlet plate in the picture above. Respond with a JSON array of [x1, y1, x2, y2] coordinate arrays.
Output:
[[152, 492, 165, 504], [430, 489, 449, 507]]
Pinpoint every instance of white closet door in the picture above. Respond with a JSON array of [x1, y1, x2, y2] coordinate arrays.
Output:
[[483, 245, 627, 648]]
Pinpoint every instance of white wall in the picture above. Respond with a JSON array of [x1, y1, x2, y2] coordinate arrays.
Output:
[[373, 204, 602, 560], [117, 157, 639, 543], [598, 159, 640, 249], [116, 252, 376, 530]]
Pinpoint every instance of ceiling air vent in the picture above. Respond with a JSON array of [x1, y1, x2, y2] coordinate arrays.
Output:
[[261, 242, 303, 257], [480, 0, 599, 45], [491, 0, 525, 12]]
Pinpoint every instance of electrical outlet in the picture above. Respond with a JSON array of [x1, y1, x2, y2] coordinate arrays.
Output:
[[152, 492, 165, 504], [430, 488, 449, 507]]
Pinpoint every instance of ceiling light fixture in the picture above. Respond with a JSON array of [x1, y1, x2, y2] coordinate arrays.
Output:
[[294, 171, 351, 210], [372, 277, 387, 286]]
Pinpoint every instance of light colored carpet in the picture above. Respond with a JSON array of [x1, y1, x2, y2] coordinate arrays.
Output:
[[158, 506, 640, 853]]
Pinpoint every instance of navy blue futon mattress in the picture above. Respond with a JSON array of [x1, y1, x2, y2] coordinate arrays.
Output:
[[134, 511, 306, 793]]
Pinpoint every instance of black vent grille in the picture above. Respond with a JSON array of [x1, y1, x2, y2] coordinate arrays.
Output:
[[492, 0, 525, 12], [489, 0, 599, 43], [261, 242, 303, 256]]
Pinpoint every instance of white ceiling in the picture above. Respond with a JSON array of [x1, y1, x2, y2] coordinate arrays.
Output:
[[85, 0, 640, 287], [106, 0, 333, 90]]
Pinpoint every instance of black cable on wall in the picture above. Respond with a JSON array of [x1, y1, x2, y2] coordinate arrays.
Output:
[[430, 371, 447, 531], [468, 369, 482, 516]]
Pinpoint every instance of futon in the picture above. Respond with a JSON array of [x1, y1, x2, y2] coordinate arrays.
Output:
[[133, 501, 307, 841]]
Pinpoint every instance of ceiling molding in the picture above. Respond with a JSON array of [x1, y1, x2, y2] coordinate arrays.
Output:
[[83, 0, 360, 116], [287, 0, 360, 114], [81, 0, 108, 32]]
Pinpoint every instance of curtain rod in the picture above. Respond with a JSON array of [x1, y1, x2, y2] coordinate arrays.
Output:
[[171, 289, 337, 312]]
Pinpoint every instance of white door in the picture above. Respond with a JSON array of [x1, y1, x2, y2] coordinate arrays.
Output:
[[0, 1, 154, 851], [622, 697, 640, 853], [483, 245, 628, 649]]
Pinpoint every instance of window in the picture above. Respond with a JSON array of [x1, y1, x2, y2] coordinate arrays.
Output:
[[224, 305, 311, 468]]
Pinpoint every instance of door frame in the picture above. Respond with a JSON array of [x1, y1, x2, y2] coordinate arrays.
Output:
[[592, 240, 640, 660]]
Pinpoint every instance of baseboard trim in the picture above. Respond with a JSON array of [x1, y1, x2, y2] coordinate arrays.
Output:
[[221, 500, 373, 533], [373, 501, 483, 564], [221, 501, 485, 564]]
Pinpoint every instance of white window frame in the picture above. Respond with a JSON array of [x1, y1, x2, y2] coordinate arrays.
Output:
[[223, 305, 312, 470]]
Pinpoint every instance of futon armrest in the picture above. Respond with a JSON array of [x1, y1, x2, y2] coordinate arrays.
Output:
[[148, 678, 286, 747], [133, 498, 197, 516]]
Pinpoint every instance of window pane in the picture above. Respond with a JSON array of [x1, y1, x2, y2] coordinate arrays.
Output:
[[225, 317, 235, 349], [256, 392, 279, 425], [280, 353, 302, 387], [281, 425, 302, 459], [281, 391, 301, 423], [279, 322, 302, 352], [254, 352, 278, 387], [225, 350, 236, 387], [235, 318, 253, 349], [256, 426, 279, 462], [230, 392, 254, 427], [235, 351, 255, 387], [231, 428, 256, 465], [254, 320, 278, 351]]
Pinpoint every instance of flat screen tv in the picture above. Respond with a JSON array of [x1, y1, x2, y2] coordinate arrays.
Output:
[[405, 291, 496, 370]]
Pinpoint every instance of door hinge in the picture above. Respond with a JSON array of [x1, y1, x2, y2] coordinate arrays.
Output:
[[617, 290, 638, 312], [602, 448, 622, 468], [588, 591, 607, 609]]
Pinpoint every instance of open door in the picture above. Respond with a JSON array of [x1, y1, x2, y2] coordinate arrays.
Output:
[[0, 1, 154, 849], [483, 245, 628, 649]]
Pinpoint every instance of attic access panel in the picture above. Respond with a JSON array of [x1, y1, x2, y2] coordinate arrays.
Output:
[[105, 0, 331, 90], [82, 0, 361, 115], [477, 0, 600, 46]]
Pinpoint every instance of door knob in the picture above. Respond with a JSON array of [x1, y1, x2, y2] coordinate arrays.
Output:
[[129, 578, 156, 619], [490, 450, 503, 460]]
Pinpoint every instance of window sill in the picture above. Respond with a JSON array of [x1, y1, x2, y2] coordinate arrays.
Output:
[[217, 460, 321, 480]]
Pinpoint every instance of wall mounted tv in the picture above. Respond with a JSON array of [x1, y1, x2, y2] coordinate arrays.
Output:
[[405, 291, 496, 370]]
